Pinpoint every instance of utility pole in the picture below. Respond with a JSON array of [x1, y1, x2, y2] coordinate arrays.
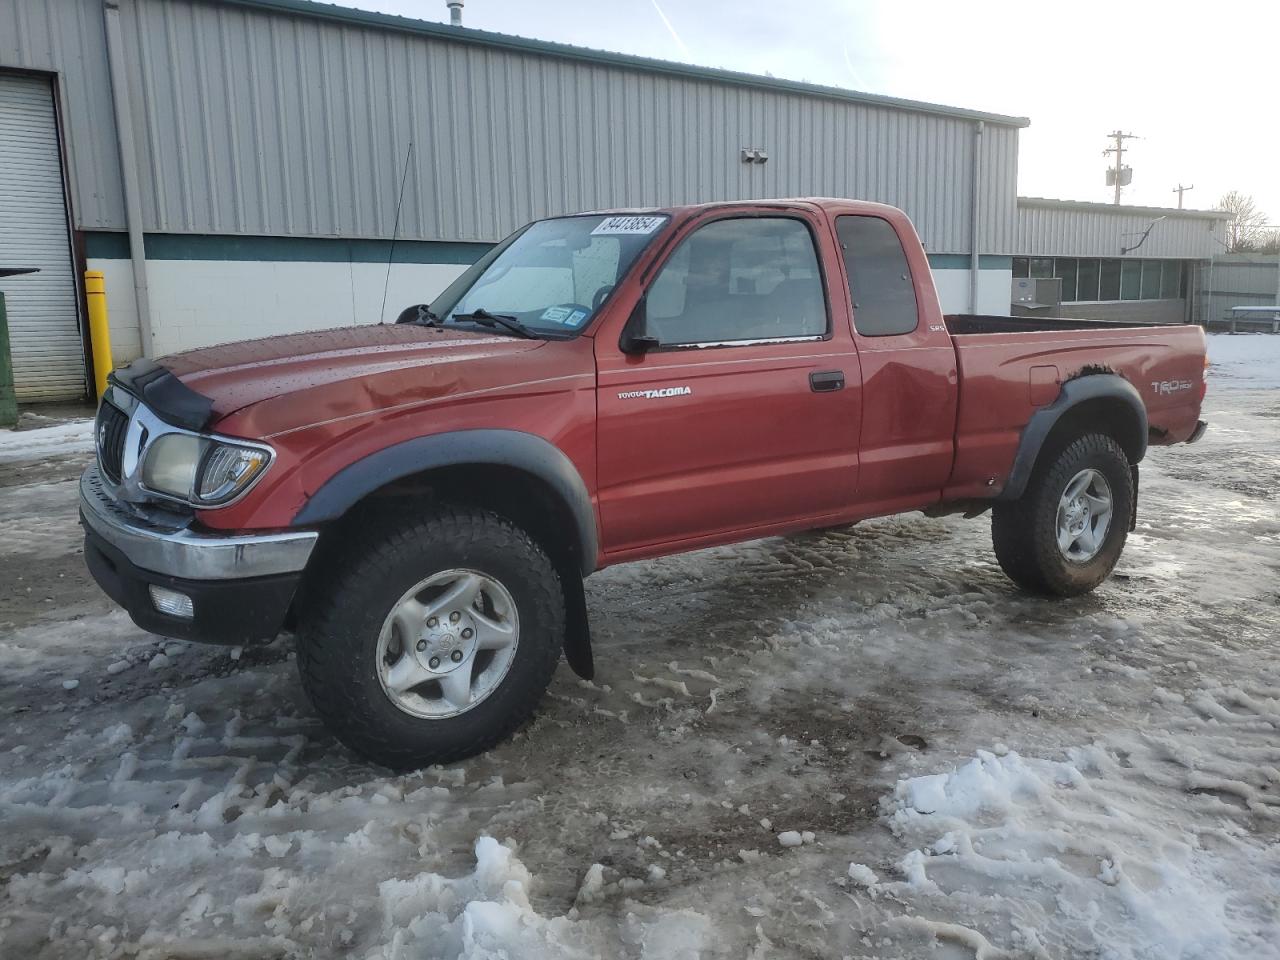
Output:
[[1172, 183, 1194, 209], [1102, 130, 1137, 205]]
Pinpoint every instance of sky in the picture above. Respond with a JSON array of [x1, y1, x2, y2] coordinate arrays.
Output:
[[338, 0, 1278, 221]]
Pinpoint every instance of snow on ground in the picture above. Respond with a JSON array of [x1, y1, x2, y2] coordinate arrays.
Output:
[[0, 419, 93, 464], [1208, 331, 1280, 389], [2, 345, 1279, 958]]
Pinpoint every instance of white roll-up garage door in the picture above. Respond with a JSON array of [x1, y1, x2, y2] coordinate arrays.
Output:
[[0, 73, 85, 401]]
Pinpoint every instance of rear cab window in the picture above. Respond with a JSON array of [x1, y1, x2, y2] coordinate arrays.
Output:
[[835, 215, 919, 337]]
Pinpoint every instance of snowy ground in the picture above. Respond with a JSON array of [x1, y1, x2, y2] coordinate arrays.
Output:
[[1, 334, 1278, 959]]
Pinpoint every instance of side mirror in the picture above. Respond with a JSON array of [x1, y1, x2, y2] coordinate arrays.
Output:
[[619, 299, 660, 355]]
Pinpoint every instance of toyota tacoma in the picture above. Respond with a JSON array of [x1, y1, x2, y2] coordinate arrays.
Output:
[[80, 199, 1209, 768]]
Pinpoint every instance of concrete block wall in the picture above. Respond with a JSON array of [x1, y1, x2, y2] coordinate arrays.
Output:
[[86, 257, 469, 363]]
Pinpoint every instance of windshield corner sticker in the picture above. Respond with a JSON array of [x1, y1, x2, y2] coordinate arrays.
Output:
[[591, 215, 666, 236], [567, 309, 588, 326], [540, 306, 572, 323], [617, 385, 692, 400]]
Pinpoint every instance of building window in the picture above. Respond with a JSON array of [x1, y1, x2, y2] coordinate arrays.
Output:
[[1052, 259, 1076, 302], [1120, 260, 1141, 300], [1140, 260, 1162, 300], [1077, 259, 1101, 301], [1016, 256, 1188, 303], [1100, 260, 1121, 301]]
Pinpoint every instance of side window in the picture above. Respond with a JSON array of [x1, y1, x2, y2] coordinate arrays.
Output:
[[836, 215, 919, 337], [646, 217, 827, 346]]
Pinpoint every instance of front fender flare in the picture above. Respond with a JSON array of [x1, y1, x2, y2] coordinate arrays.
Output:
[[998, 373, 1147, 501], [291, 429, 599, 577]]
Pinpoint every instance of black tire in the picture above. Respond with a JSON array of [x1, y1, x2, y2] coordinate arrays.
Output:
[[296, 504, 564, 769], [991, 433, 1133, 598]]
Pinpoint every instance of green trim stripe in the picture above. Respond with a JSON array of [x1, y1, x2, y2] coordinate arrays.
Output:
[[84, 231, 491, 265], [928, 254, 1013, 271]]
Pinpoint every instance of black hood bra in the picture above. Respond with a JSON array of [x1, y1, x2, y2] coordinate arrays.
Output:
[[107, 358, 214, 432]]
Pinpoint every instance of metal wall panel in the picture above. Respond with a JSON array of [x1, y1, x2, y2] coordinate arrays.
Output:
[[1201, 255, 1280, 324], [0, 0, 124, 228], [1210, 256, 1280, 296], [1015, 199, 1227, 260], [118, 0, 1020, 253], [0, 73, 85, 400], [1, 0, 1021, 256]]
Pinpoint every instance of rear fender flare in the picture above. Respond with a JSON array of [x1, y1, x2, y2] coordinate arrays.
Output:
[[998, 373, 1147, 501], [292, 429, 599, 578]]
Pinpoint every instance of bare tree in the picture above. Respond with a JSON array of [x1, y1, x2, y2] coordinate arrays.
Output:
[[1218, 191, 1272, 252]]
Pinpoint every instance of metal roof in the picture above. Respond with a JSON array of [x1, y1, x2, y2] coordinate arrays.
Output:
[[1015, 197, 1229, 260], [213, 0, 1031, 128], [1017, 196, 1229, 221]]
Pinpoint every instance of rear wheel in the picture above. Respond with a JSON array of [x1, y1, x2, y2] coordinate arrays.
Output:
[[297, 505, 564, 769], [991, 433, 1133, 597]]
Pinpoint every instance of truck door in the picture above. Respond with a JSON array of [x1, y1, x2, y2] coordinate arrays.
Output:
[[833, 213, 958, 514], [594, 212, 862, 558]]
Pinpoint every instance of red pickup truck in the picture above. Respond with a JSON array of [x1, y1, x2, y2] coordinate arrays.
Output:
[[81, 198, 1208, 768]]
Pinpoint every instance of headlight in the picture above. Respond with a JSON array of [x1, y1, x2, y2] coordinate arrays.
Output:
[[141, 434, 272, 506], [141, 434, 203, 499], [197, 443, 271, 504]]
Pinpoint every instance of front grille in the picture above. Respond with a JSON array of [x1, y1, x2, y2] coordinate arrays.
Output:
[[83, 464, 189, 533], [97, 401, 129, 483]]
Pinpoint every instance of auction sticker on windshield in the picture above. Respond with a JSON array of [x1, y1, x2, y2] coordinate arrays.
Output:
[[591, 216, 666, 235]]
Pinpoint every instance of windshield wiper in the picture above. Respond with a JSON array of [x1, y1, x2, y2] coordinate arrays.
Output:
[[451, 308, 537, 339]]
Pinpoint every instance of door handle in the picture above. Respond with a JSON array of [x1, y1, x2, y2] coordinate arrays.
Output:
[[809, 370, 845, 392]]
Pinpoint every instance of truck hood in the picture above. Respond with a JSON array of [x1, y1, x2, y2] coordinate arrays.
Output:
[[159, 324, 547, 435]]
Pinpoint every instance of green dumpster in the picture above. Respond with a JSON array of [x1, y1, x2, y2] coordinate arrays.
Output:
[[0, 267, 40, 428]]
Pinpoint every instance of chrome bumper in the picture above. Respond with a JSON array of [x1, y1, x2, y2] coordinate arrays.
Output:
[[79, 464, 317, 581]]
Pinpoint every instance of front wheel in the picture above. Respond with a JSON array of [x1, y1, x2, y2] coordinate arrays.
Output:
[[296, 505, 565, 769], [991, 433, 1133, 597]]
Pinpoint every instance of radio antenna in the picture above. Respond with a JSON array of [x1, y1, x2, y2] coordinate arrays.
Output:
[[380, 140, 414, 324]]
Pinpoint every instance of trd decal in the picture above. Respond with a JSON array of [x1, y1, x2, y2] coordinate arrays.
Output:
[[1150, 379, 1193, 396], [617, 386, 693, 400]]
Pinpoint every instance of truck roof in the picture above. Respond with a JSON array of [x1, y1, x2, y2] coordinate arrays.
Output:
[[580, 197, 905, 219]]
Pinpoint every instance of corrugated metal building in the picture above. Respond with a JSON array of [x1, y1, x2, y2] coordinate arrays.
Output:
[[1013, 198, 1229, 325], [1200, 254, 1280, 326], [0, 0, 1233, 402]]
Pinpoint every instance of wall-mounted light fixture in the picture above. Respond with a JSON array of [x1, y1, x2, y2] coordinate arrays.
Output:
[[741, 147, 769, 164]]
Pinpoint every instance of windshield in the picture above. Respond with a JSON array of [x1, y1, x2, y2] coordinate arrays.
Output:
[[428, 214, 670, 337]]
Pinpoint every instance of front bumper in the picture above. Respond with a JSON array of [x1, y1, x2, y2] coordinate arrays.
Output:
[[79, 464, 318, 644]]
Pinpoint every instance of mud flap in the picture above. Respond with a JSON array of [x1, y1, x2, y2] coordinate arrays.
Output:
[[561, 569, 594, 680], [1129, 464, 1139, 532]]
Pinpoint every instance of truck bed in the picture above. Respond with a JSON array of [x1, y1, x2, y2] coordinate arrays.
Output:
[[940, 313, 1208, 501]]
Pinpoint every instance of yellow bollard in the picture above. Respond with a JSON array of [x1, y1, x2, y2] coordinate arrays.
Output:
[[85, 271, 113, 401]]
